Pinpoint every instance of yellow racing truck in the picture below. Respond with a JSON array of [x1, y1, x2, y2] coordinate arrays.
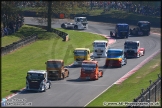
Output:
[[73, 48, 93, 66]]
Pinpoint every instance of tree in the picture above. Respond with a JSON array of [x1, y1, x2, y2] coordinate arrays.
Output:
[[33, 1, 90, 31], [47, 1, 52, 32], [1, 1, 22, 27]]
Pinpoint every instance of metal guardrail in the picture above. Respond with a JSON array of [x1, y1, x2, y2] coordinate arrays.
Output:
[[127, 74, 161, 107], [51, 28, 69, 41], [1, 34, 37, 56], [25, 24, 69, 41]]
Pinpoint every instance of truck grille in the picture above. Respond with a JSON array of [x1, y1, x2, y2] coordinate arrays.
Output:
[[49, 72, 58, 77], [107, 60, 119, 64], [76, 58, 85, 61], [120, 32, 127, 36], [127, 50, 135, 55], [29, 82, 40, 89]]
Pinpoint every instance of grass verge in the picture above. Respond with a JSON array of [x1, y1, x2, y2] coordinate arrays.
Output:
[[1, 36, 21, 47], [86, 52, 161, 107], [1, 25, 107, 98]]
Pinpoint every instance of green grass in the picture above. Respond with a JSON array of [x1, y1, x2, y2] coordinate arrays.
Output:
[[87, 52, 161, 107], [1, 36, 21, 47], [1, 25, 107, 98]]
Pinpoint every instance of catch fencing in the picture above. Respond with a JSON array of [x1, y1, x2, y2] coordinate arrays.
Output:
[[1, 34, 37, 56], [128, 74, 161, 107]]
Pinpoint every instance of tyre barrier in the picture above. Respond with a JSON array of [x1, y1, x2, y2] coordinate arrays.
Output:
[[1, 34, 37, 56]]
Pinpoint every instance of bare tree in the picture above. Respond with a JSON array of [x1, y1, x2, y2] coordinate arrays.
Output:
[[33, 1, 90, 31], [47, 1, 52, 32]]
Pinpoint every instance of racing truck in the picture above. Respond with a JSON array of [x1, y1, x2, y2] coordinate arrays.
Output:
[[110, 23, 129, 39], [124, 40, 145, 58], [73, 48, 94, 66], [26, 70, 51, 92], [130, 21, 150, 36], [92, 40, 108, 58], [80, 60, 103, 80], [104, 49, 127, 68], [61, 17, 88, 30], [45, 59, 69, 80]]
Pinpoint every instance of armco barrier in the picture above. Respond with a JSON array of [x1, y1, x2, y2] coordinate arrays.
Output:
[[51, 28, 69, 41], [1, 34, 37, 56], [25, 24, 69, 41]]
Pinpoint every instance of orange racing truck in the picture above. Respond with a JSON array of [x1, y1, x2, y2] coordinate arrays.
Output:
[[80, 60, 103, 80], [45, 59, 69, 80]]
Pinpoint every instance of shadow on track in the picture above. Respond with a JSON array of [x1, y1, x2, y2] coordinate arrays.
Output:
[[66, 78, 93, 82], [19, 90, 42, 94], [64, 64, 81, 68]]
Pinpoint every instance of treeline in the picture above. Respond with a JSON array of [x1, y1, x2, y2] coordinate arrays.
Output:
[[1, 1, 24, 37]]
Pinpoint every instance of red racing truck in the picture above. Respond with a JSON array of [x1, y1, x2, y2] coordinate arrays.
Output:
[[80, 60, 103, 80]]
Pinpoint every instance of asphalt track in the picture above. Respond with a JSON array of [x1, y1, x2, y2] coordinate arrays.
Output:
[[7, 17, 161, 107]]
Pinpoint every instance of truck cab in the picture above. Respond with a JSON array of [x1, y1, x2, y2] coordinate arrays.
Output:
[[45, 59, 69, 80], [74, 17, 88, 29], [124, 40, 145, 58], [80, 60, 103, 80], [73, 48, 92, 66], [130, 21, 150, 36], [92, 40, 108, 58], [105, 49, 127, 68], [26, 70, 51, 92], [110, 23, 129, 38]]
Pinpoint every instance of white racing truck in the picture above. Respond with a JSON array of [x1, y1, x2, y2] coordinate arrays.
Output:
[[26, 70, 51, 92], [92, 40, 108, 58], [61, 17, 88, 30], [124, 40, 145, 58]]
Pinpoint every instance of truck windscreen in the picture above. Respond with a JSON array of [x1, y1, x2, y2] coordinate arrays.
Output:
[[107, 51, 122, 57], [93, 43, 106, 47], [124, 43, 138, 49], [74, 50, 87, 56], [118, 25, 129, 30], [47, 62, 62, 68], [81, 18, 87, 22], [140, 24, 149, 29], [82, 64, 96, 71], [27, 73, 44, 80]]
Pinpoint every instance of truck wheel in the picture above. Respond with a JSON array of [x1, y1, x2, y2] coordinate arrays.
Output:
[[74, 25, 78, 29], [100, 71, 103, 77], [67, 71, 69, 77], [115, 33, 117, 38], [44, 85, 46, 92], [48, 84, 51, 89], [124, 59, 127, 65], [137, 53, 140, 58], [110, 31, 113, 37], [119, 63, 122, 68], [96, 74, 99, 80], [143, 51, 145, 56], [61, 24, 66, 29], [62, 73, 65, 79]]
